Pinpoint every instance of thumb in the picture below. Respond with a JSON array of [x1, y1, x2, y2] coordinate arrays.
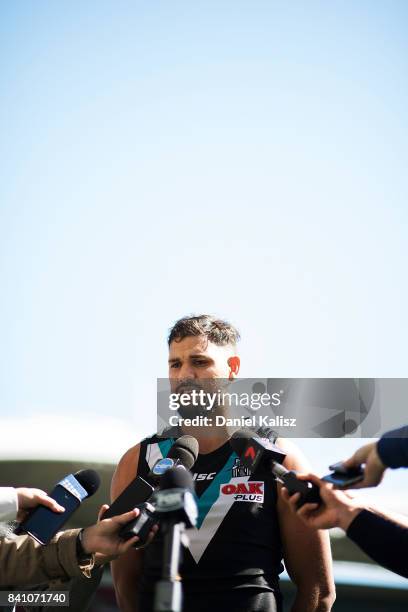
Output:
[[98, 504, 110, 522], [342, 446, 367, 469], [111, 508, 140, 526], [117, 535, 140, 554], [36, 491, 65, 513]]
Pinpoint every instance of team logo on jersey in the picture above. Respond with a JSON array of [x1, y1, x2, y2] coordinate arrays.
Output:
[[231, 457, 251, 478], [220, 481, 264, 503], [192, 472, 216, 481]]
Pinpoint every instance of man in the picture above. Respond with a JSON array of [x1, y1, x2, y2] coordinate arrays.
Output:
[[281, 425, 408, 578], [111, 315, 336, 612]]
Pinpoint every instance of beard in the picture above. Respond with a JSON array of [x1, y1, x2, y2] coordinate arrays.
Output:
[[177, 404, 211, 420], [173, 378, 226, 420]]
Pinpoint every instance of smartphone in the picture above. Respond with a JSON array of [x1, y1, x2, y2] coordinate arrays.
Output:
[[19, 484, 80, 545], [328, 461, 360, 474], [322, 466, 364, 489], [103, 476, 154, 519]]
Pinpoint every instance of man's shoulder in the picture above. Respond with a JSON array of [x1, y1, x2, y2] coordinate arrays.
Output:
[[117, 443, 140, 468], [111, 439, 149, 499], [112, 433, 176, 493], [116, 432, 174, 467], [275, 437, 311, 471]]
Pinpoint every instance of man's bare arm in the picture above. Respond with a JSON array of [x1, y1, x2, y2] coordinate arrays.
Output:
[[110, 444, 145, 612], [276, 438, 336, 612]]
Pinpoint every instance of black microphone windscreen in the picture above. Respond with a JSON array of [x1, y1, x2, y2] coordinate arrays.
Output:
[[160, 466, 194, 492], [230, 428, 254, 455], [74, 469, 101, 497], [230, 429, 287, 466], [168, 435, 199, 470]]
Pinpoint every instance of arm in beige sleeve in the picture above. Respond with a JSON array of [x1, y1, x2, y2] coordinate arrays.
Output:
[[0, 529, 87, 587]]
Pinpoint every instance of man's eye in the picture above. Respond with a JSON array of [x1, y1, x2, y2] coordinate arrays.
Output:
[[170, 363, 181, 369], [194, 360, 208, 366]]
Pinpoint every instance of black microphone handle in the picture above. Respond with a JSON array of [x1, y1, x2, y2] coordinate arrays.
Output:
[[271, 461, 321, 508], [154, 519, 185, 612]]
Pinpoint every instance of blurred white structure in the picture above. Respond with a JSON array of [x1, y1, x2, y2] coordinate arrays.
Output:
[[0, 415, 143, 464]]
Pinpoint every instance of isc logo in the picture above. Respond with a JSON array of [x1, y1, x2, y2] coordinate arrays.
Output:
[[220, 481, 264, 503], [192, 472, 216, 481]]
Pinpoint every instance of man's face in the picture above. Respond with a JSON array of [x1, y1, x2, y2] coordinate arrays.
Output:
[[168, 335, 240, 395]]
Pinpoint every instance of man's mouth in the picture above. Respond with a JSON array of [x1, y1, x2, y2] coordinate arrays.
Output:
[[176, 382, 202, 394]]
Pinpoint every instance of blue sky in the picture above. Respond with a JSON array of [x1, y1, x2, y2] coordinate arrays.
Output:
[[0, 2, 407, 508]]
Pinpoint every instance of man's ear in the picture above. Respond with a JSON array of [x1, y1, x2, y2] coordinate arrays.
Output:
[[228, 356, 240, 379]]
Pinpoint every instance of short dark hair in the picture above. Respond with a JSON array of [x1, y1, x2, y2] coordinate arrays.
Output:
[[168, 314, 240, 347]]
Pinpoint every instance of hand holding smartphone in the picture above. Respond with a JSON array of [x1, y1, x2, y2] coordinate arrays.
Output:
[[321, 462, 364, 488]]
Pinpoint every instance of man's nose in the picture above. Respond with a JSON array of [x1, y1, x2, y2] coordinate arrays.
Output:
[[175, 364, 196, 379]]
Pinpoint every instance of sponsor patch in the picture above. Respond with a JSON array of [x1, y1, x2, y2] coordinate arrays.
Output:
[[220, 481, 264, 503]]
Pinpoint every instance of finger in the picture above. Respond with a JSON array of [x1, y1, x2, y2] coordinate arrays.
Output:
[[286, 492, 301, 513], [127, 525, 158, 551], [363, 462, 384, 485], [280, 487, 291, 502], [119, 535, 140, 554], [342, 444, 371, 469], [297, 502, 319, 518], [348, 472, 381, 490], [111, 508, 140, 525], [341, 453, 358, 469], [288, 491, 301, 505], [144, 526, 159, 546], [342, 479, 366, 490], [345, 456, 383, 489], [292, 472, 314, 481], [348, 473, 368, 488], [36, 493, 65, 513], [98, 504, 110, 522]]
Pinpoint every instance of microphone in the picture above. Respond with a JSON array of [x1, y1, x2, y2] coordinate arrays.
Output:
[[230, 429, 321, 508], [149, 435, 199, 481], [153, 467, 198, 612], [16, 469, 100, 545], [105, 436, 199, 521], [230, 429, 287, 470], [154, 467, 197, 527], [117, 436, 199, 546]]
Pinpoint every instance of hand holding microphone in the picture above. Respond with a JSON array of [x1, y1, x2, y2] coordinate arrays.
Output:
[[16, 469, 100, 544], [15, 488, 65, 522], [81, 506, 159, 561]]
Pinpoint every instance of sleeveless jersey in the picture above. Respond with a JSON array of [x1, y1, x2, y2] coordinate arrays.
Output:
[[137, 434, 284, 597]]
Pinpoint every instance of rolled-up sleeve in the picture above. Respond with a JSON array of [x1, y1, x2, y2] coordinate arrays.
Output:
[[0, 487, 18, 522]]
